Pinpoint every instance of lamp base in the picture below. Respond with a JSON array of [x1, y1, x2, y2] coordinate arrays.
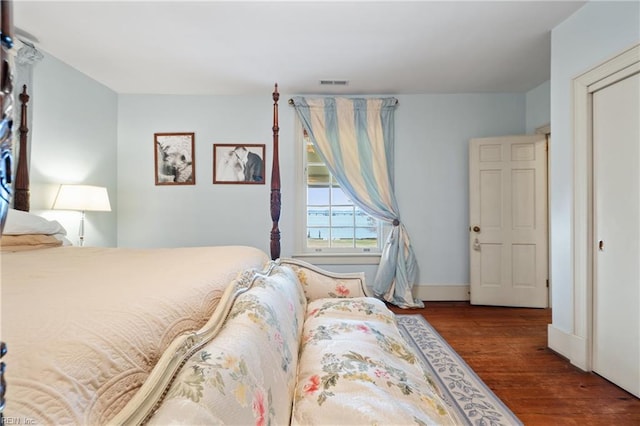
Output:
[[79, 210, 85, 247]]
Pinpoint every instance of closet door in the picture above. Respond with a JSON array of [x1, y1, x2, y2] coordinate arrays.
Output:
[[592, 71, 640, 398]]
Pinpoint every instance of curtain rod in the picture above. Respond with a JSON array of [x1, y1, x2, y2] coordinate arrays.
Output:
[[288, 98, 399, 105]]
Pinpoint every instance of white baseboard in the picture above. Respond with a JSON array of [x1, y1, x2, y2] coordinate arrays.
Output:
[[547, 324, 590, 372], [547, 324, 572, 359], [414, 284, 470, 301]]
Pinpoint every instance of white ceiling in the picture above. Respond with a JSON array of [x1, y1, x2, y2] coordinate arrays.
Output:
[[13, 1, 586, 95]]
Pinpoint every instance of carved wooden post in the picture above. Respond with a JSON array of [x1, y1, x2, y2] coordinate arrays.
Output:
[[14, 84, 28, 211], [0, 342, 6, 419], [270, 84, 281, 260]]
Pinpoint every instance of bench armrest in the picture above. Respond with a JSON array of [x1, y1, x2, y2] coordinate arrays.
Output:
[[279, 258, 372, 301]]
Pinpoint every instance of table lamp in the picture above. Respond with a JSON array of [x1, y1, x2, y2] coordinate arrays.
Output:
[[52, 184, 111, 246]]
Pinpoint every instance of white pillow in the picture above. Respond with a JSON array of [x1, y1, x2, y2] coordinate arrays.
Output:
[[3, 208, 68, 236]]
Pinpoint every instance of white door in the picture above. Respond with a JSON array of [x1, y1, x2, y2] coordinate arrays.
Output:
[[469, 135, 548, 307], [592, 71, 640, 398]]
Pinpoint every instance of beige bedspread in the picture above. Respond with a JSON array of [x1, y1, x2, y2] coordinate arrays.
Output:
[[1, 245, 269, 425]]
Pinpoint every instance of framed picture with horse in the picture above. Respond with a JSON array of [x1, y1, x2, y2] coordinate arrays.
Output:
[[213, 143, 265, 184], [154, 132, 196, 185]]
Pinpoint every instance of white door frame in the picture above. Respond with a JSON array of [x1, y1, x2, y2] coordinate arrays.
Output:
[[571, 44, 640, 371], [536, 124, 551, 307]]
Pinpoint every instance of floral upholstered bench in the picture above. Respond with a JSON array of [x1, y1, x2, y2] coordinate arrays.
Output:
[[292, 297, 457, 425], [111, 259, 459, 425]]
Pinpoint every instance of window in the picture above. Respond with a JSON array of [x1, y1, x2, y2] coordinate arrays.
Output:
[[302, 129, 385, 253]]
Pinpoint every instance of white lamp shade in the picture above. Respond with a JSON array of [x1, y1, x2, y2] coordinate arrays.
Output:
[[53, 185, 111, 212]]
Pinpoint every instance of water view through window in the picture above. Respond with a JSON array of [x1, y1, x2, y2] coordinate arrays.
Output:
[[306, 206, 379, 249], [306, 171, 380, 249], [304, 130, 381, 251]]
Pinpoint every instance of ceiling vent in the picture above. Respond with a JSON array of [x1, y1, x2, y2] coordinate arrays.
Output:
[[320, 80, 349, 86]]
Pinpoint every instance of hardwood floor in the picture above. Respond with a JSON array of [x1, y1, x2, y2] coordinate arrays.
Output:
[[388, 302, 640, 426]]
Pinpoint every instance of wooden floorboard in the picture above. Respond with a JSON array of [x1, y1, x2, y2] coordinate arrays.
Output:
[[389, 302, 640, 425]]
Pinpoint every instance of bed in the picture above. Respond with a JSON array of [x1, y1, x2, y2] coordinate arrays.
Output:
[[2, 243, 270, 424], [0, 80, 284, 424]]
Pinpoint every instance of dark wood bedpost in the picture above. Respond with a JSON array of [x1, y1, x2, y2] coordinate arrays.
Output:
[[13, 84, 29, 211], [270, 83, 281, 260], [0, 342, 6, 419]]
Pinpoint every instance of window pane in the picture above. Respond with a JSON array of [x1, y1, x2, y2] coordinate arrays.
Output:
[[302, 125, 381, 253], [307, 188, 329, 205], [331, 187, 352, 205], [307, 227, 329, 248], [307, 165, 330, 186], [331, 206, 354, 227], [356, 227, 378, 248], [331, 227, 354, 248], [306, 143, 323, 164], [307, 207, 330, 226], [355, 208, 376, 226]]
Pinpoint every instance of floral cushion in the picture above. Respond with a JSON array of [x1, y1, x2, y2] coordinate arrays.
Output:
[[292, 297, 459, 425], [288, 264, 367, 301], [147, 265, 307, 426]]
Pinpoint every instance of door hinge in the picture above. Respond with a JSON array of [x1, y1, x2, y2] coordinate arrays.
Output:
[[546, 279, 549, 288]]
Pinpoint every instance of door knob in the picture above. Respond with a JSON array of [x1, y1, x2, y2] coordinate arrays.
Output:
[[472, 226, 480, 233]]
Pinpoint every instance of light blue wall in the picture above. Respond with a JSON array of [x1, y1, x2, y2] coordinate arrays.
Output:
[[116, 92, 525, 288], [525, 80, 550, 134], [29, 53, 531, 293], [30, 51, 118, 247], [550, 1, 640, 333], [395, 94, 525, 286], [116, 95, 279, 252]]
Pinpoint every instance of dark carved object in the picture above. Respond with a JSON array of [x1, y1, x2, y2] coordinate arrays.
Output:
[[14, 84, 28, 211], [0, 342, 6, 418], [1, 0, 14, 228], [270, 83, 281, 260]]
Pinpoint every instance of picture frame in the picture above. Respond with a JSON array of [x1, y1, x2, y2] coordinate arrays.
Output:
[[213, 144, 266, 184], [154, 132, 196, 185]]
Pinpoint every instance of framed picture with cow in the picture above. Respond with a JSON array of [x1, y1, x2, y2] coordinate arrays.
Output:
[[154, 132, 196, 185], [213, 144, 266, 184]]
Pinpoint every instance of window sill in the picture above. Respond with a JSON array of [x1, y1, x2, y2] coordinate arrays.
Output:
[[290, 253, 381, 265]]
